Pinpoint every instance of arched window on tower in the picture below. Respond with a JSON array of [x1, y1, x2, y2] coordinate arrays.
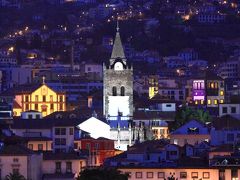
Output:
[[121, 86, 125, 96], [112, 86, 117, 96]]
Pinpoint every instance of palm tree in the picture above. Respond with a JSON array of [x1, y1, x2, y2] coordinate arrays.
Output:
[[5, 172, 26, 180]]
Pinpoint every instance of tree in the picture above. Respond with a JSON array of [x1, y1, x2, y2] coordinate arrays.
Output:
[[76, 168, 129, 180], [5, 172, 26, 180]]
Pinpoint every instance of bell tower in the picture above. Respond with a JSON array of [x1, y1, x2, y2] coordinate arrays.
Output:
[[103, 22, 133, 150]]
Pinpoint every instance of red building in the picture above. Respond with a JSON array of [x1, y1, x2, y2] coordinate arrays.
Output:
[[76, 137, 115, 166]]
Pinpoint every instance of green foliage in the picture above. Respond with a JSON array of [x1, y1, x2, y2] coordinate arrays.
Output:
[[172, 106, 211, 131], [5, 172, 26, 180], [76, 168, 129, 180]]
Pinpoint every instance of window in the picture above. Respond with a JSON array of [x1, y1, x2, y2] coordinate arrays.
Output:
[[60, 104, 63, 110], [191, 172, 198, 178], [231, 169, 238, 179], [50, 95, 53, 102], [220, 90, 224, 96], [203, 172, 210, 179], [231, 107, 236, 113], [158, 172, 165, 178], [55, 128, 66, 135], [166, 104, 172, 107], [13, 158, 19, 162], [220, 99, 224, 104], [135, 172, 142, 179], [35, 95, 38, 102], [222, 107, 227, 114], [69, 128, 74, 135], [112, 86, 117, 96], [214, 99, 218, 105], [42, 95, 46, 102], [28, 144, 33, 150], [95, 143, 99, 150], [180, 172, 187, 178], [38, 144, 43, 151], [147, 172, 153, 178], [66, 162, 72, 173], [59, 95, 63, 102], [25, 104, 29, 110], [170, 151, 177, 155], [35, 104, 38, 111], [86, 143, 90, 150], [25, 96, 29, 102], [50, 104, 54, 110], [74, 143, 78, 149], [28, 114, 33, 119], [207, 100, 211, 105], [120, 86, 125, 96], [55, 162, 61, 173]]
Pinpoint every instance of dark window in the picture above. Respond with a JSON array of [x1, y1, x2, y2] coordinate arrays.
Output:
[[158, 172, 165, 178], [66, 162, 72, 173], [55, 128, 60, 135], [38, 144, 43, 151], [28, 115, 33, 119], [35, 95, 38, 102], [42, 95, 46, 102], [50, 104, 54, 110], [222, 107, 227, 113], [231, 107, 236, 113], [112, 86, 117, 96], [60, 104, 63, 110], [55, 162, 61, 173], [69, 128, 74, 135], [191, 172, 198, 178], [25, 96, 29, 102], [120, 86, 125, 96], [180, 172, 187, 178], [147, 172, 153, 178], [28, 144, 33, 150], [59, 96, 63, 102], [74, 143, 78, 149], [35, 104, 38, 111], [231, 169, 238, 179], [135, 172, 142, 179], [13, 158, 19, 162], [166, 104, 172, 107]]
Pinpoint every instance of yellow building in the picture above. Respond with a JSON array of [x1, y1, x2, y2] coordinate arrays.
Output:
[[13, 79, 66, 117]]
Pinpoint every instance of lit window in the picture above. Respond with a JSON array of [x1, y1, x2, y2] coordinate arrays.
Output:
[[220, 99, 224, 104], [200, 100, 204, 104], [220, 90, 224, 96], [214, 99, 218, 105], [195, 101, 198, 105], [207, 100, 211, 105]]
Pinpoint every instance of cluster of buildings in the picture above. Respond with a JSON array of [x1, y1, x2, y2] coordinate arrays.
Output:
[[0, 0, 240, 179], [0, 25, 240, 179]]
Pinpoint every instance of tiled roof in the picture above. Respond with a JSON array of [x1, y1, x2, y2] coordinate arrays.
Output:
[[0, 145, 35, 156]]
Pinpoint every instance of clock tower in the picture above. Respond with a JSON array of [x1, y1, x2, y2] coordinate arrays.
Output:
[[103, 23, 133, 150]]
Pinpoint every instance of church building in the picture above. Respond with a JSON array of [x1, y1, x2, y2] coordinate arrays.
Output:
[[103, 23, 134, 150]]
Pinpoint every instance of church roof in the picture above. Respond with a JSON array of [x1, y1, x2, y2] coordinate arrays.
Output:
[[110, 22, 126, 62]]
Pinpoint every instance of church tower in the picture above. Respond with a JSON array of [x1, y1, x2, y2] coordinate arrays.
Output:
[[103, 22, 133, 150]]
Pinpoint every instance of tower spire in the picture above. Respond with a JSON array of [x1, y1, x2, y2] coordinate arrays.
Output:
[[110, 21, 126, 64]]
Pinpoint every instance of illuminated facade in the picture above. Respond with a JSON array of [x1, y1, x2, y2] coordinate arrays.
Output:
[[13, 79, 66, 117], [192, 78, 224, 107]]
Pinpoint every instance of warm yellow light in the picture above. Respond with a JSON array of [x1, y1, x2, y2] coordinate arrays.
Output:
[[207, 99, 211, 105], [220, 99, 224, 103], [220, 90, 224, 96], [214, 99, 218, 105]]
